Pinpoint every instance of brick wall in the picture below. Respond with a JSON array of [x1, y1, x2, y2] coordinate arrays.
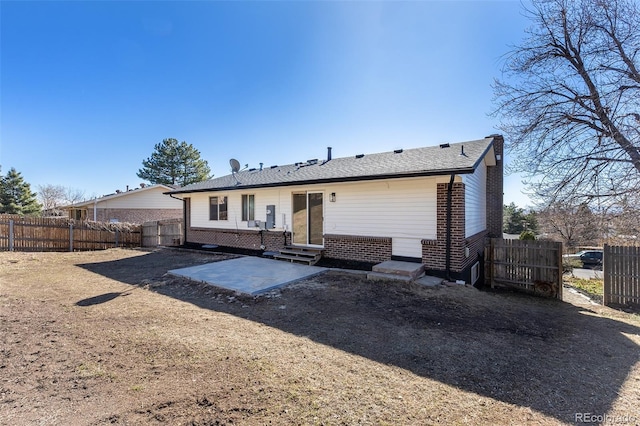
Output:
[[185, 198, 290, 251], [188, 227, 290, 251], [421, 181, 488, 282], [422, 181, 465, 272], [89, 208, 182, 224], [486, 134, 504, 238], [324, 234, 392, 264]]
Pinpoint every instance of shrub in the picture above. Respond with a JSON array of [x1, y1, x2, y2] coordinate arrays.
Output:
[[519, 230, 536, 240]]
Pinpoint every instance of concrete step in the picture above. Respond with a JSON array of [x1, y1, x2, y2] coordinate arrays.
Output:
[[372, 260, 425, 280], [367, 271, 414, 282], [415, 275, 445, 286]]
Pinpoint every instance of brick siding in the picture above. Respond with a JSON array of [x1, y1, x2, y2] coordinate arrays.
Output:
[[188, 227, 291, 251], [324, 234, 392, 263], [422, 181, 465, 272], [421, 181, 488, 282]]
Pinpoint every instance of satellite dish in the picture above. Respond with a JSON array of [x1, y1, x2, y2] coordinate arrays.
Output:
[[229, 158, 241, 173]]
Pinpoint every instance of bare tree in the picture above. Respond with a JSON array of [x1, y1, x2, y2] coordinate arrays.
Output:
[[64, 187, 85, 205], [37, 184, 86, 216], [538, 201, 600, 249], [37, 184, 66, 215], [493, 0, 640, 205], [605, 194, 640, 245]]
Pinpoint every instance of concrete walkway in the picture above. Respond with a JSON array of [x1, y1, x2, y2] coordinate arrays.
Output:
[[168, 256, 328, 296]]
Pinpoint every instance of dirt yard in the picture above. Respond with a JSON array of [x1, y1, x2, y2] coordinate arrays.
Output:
[[1, 248, 639, 425]]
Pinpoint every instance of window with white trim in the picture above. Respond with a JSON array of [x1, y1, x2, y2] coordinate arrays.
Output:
[[209, 196, 228, 221], [242, 194, 255, 221]]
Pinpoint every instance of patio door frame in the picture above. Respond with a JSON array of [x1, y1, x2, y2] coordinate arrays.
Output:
[[292, 191, 324, 247]]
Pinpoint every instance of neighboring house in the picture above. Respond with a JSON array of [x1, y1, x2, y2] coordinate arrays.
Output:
[[167, 135, 504, 283], [64, 184, 183, 224]]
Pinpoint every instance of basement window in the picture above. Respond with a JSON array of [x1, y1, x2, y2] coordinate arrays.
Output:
[[242, 194, 255, 222], [209, 196, 228, 221]]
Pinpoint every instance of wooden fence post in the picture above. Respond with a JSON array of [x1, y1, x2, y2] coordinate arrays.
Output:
[[69, 223, 74, 252], [9, 219, 14, 251], [603, 244, 609, 306], [488, 238, 494, 289]]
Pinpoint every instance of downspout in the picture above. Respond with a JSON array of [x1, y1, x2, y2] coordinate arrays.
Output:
[[169, 193, 186, 246], [445, 174, 455, 281]]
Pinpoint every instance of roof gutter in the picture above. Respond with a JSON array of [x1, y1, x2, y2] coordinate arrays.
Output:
[[164, 167, 476, 195], [470, 136, 497, 170], [168, 193, 187, 245]]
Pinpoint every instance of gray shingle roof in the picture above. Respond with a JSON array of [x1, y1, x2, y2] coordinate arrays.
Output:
[[168, 137, 496, 194], [64, 184, 176, 208]]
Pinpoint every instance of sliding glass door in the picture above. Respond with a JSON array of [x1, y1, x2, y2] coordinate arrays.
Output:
[[292, 192, 324, 246]]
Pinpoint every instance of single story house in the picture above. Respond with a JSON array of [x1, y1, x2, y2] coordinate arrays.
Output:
[[167, 135, 504, 284], [64, 184, 183, 224]]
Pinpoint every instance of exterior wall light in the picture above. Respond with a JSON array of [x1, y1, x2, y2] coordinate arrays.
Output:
[[330, 192, 336, 202]]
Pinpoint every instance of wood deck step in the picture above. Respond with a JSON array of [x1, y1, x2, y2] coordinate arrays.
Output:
[[273, 246, 323, 266], [278, 249, 319, 257], [273, 253, 317, 265]]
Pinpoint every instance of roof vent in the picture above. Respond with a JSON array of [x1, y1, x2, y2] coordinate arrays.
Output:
[[460, 145, 466, 156], [259, 162, 263, 171], [327, 147, 332, 161], [307, 159, 318, 165], [439, 143, 450, 148], [394, 149, 403, 154], [249, 168, 256, 171], [355, 154, 365, 159], [270, 165, 278, 169]]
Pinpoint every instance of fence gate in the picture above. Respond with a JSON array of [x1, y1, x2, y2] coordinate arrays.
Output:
[[486, 238, 563, 299], [142, 219, 183, 247], [603, 245, 640, 308]]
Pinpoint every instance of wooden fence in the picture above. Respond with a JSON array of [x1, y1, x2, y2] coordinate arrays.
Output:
[[486, 238, 563, 299], [603, 245, 640, 308], [142, 218, 183, 247], [0, 215, 141, 252]]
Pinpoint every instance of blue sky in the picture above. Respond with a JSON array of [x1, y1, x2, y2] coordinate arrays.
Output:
[[1, 0, 532, 206]]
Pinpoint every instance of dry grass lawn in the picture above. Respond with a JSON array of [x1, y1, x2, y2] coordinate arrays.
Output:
[[1, 248, 639, 425]]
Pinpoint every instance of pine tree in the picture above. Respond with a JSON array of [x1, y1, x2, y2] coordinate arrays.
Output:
[[137, 138, 212, 186], [0, 168, 42, 215]]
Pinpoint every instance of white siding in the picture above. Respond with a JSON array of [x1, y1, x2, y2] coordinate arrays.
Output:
[[462, 161, 487, 237], [189, 177, 438, 258], [190, 188, 292, 230], [96, 187, 182, 209], [323, 178, 437, 243]]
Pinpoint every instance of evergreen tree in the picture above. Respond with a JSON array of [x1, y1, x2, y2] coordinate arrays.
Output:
[[0, 167, 42, 215], [137, 138, 212, 186], [503, 203, 538, 234]]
